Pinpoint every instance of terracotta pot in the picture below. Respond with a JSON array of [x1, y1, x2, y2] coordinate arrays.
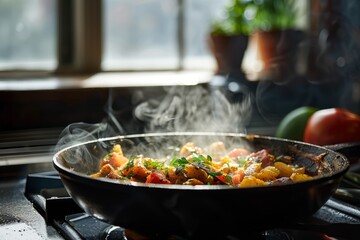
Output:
[[208, 34, 249, 75], [253, 29, 305, 80]]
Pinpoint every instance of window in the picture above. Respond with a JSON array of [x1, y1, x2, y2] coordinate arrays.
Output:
[[0, 0, 57, 71], [102, 0, 179, 70], [0, 0, 229, 73], [102, 0, 229, 71]]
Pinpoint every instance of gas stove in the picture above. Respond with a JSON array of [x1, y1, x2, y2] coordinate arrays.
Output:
[[1, 127, 360, 240]]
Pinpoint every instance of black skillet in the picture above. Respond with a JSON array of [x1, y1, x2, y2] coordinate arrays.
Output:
[[53, 132, 349, 238]]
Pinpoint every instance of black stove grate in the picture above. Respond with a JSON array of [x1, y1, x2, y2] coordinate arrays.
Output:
[[25, 172, 126, 240], [24, 172, 360, 240]]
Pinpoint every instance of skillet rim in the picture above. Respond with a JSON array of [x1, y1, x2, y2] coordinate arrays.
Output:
[[53, 132, 350, 191]]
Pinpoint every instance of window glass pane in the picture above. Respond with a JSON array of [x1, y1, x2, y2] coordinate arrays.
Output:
[[0, 0, 57, 70], [183, 0, 230, 70], [102, 0, 179, 70]]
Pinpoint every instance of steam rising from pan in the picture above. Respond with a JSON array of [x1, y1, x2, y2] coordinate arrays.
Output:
[[134, 86, 252, 133], [55, 122, 116, 151], [55, 85, 252, 166]]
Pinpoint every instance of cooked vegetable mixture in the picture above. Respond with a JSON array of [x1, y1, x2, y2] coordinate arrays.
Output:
[[90, 142, 313, 187]]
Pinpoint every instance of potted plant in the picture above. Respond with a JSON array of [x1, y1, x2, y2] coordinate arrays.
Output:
[[250, 0, 305, 79], [208, 0, 253, 75]]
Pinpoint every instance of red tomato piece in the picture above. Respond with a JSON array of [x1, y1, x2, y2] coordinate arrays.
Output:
[[215, 175, 228, 184], [304, 108, 360, 145], [228, 148, 250, 158], [145, 171, 171, 184], [231, 170, 245, 185]]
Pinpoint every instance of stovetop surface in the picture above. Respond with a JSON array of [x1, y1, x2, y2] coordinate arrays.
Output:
[[0, 162, 63, 240], [0, 163, 360, 240], [2, 157, 360, 240]]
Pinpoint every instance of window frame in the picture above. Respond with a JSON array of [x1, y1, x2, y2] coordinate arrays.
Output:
[[56, 0, 188, 75], [0, 0, 189, 76], [0, 0, 314, 78], [56, 0, 102, 74]]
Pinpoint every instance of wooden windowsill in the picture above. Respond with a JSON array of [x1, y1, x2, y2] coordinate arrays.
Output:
[[0, 70, 213, 91]]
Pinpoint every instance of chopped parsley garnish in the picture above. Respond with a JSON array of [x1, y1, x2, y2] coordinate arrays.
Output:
[[151, 160, 164, 170], [144, 158, 164, 170], [237, 156, 247, 167], [208, 171, 222, 177], [123, 156, 135, 171], [170, 157, 189, 167], [170, 157, 189, 174], [191, 154, 212, 165], [225, 175, 232, 182]]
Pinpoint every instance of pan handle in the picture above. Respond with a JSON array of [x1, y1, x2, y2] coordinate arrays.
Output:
[[324, 142, 360, 153], [324, 142, 360, 171]]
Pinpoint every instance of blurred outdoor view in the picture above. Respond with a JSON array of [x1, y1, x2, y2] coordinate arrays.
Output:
[[0, 0, 229, 71], [0, 0, 57, 70], [102, 0, 228, 70]]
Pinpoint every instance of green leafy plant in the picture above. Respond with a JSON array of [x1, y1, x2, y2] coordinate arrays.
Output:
[[210, 0, 298, 36], [210, 0, 253, 36], [251, 0, 297, 31]]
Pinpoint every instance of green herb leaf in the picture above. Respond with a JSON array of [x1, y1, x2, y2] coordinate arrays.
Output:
[[238, 156, 247, 167], [170, 157, 189, 167], [208, 171, 222, 177], [225, 175, 232, 183], [124, 156, 135, 171], [152, 161, 164, 170]]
